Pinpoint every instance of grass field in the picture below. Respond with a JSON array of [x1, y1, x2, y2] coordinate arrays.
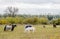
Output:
[[0, 24, 60, 39]]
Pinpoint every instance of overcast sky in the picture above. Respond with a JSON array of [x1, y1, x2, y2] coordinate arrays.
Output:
[[0, 0, 60, 15]]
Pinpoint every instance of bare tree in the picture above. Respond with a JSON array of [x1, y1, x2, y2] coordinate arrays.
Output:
[[5, 6, 19, 17]]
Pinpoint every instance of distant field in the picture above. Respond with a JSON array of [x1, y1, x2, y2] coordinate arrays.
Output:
[[0, 25, 60, 39]]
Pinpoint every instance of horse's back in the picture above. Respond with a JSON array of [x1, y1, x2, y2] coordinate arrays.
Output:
[[25, 25, 32, 28]]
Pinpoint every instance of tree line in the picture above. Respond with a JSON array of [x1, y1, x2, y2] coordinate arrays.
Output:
[[0, 6, 60, 25]]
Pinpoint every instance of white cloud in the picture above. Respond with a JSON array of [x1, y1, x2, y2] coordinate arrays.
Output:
[[0, 3, 60, 9], [0, 0, 60, 15], [0, 0, 60, 9]]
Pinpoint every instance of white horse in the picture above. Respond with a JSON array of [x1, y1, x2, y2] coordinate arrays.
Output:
[[4, 24, 16, 31], [24, 25, 35, 33]]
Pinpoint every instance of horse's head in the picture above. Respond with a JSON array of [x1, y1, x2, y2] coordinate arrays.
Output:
[[12, 24, 17, 28]]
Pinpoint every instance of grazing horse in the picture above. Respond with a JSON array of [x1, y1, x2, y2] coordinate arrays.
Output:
[[53, 24, 56, 28], [24, 25, 35, 33], [43, 25, 45, 28], [4, 24, 16, 31]]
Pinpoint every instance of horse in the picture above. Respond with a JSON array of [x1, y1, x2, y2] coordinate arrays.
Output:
[[4, 24, 16, 31], [53, 24, 56, 28], [24, 25, 35, 33], [43, 25, 45, 28]]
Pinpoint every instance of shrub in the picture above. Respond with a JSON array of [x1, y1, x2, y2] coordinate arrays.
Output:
[[38, 17, 49, 24]]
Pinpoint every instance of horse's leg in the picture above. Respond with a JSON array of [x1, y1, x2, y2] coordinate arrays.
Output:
[[4, 26, 6, 31], [11, 27, 14, 31], [32, 28, 35, 32], [24, 29, 30, 33], [27, 29, 31, 33], [24, 29, 28, 33], [32, 29, 34, 32]]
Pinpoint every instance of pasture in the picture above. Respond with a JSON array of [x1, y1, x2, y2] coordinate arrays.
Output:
[[0, 24, 60, 39]]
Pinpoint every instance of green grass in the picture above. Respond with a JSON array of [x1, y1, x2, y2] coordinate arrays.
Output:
[[0, 24, 60, 39]]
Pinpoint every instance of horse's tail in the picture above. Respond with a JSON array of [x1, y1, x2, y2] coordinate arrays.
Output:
[[4, 26, 6, 31]]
